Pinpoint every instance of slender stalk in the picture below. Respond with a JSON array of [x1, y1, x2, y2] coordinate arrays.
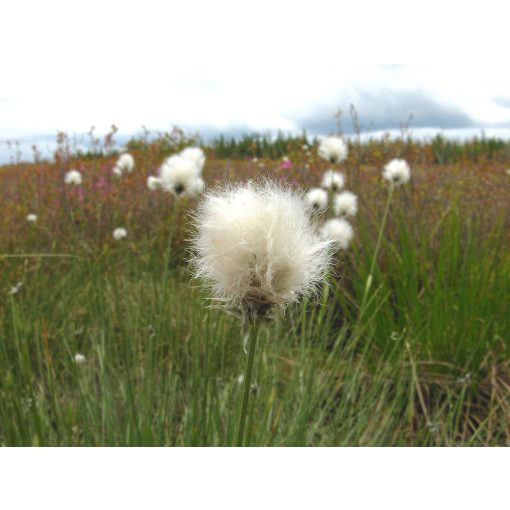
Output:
[[156, 197, 180, 377], [236, 324, 258, 447], [160, 198, 179, 308], [327, 186, 334, 220], [359, 184, 394, 316]]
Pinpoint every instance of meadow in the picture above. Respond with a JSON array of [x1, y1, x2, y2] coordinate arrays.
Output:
[[1, 127, 509, 446]]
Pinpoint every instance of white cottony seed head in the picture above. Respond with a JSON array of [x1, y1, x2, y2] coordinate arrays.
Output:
[[318, 136, 348, 164], [179, 147, 206, 173], [382, 159, 411, 186], [321, 218, 353, 250], [64, 170, 82, 186], [26, 214, 38, 223], [321, 170, 345, 192], [113, 227, 127, 240], [8, 281, 23, 295], [191, 180, 333, 318], [304, 188, 328, 212], [147, 176, 162, 191], [113, 153, 135, 176], [333, 191, 358, 218], [159, 155, 204, 198], [74, 353, 86, 364], [190, 177, 205, 196]]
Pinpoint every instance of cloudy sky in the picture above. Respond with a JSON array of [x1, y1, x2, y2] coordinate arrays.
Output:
[[1, 0, 509, 161]]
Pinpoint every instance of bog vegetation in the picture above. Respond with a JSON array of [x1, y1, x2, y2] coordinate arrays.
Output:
[[1, 124, 509, 446]]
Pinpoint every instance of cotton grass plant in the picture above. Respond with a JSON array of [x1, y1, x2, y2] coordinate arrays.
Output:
[[304, 187, 328, 212], [159, 156, 204, 198], [179, 147, 206, 173], [360, 158, 412, 316], [147, 175, 162, 191], [321, 218, 354, 250], [191, 180, 333, 446], [113, 227, 128, 240], [113, 153, 135, 177], [64, 169, 82, 186], [320, 169, 345, 192], [74, 353, 86, 365], [333, 191, 358, 219], [318, 136, 348, 164], [152, 147, 206, 198], [382, 158, 411, 186], [303, 168, 358, 252], [153, 147, 208, 334]]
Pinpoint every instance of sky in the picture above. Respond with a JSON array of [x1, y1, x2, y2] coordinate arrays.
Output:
[[1, 0, 510, 162]]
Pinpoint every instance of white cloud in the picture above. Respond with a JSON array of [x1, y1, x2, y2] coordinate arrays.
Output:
[[1, 1, 510, 149]]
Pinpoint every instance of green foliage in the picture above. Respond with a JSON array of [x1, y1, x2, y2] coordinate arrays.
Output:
[[1, 128, 510, 446], [431, 133, 510, 164], [126, 127, 200, 159], [1, 197, 509, 446], [211, 131, 313, 159]]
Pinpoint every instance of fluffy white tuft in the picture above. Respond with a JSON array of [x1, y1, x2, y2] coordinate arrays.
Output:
[[321, 218, 353, 250], [147, 176, 162, 191], [191, 180, 333, 317], [321, 170, 345, 192], [26, 213, 38, 223], [113, 227, 127, 240], [159, 155, 203, 198], [8, 281, 23, 295], [382, 159, 411, 186], [333, 191, 358, 218], [113, 153, 135, 176], [64, 170, 82, 186], [304, 188, 328, 212], [180, 147, 206, 173], [190, 177, 206, 196], [318, 136, 348, 164], [74, 353, 86, 364]]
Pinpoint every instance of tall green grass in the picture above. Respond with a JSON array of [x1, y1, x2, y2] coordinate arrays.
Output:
[[1, 192, 508, 446]]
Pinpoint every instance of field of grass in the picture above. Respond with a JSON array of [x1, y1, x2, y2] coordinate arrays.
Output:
[[1, 131, 510, 446]]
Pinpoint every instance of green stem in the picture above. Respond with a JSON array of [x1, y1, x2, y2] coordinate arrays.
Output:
[[161, 198, 179, 296], [359, 184, 394, 316], [236, 324, 258, 447], [327, 186, 334, 220], [156, 197, 179, 364]]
